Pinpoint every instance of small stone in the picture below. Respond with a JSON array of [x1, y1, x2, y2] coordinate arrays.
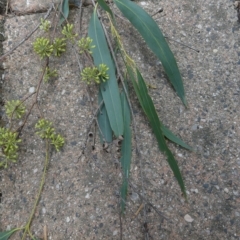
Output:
[[184, 214, 194, 222], [203, 183, 209, 189], [224, 188, 229, 193], [66, 217, 70, 223], [234, 1, 240, 8], [33, 168, 38, 174], [190, 188, 198, 193], [42, 207, 46, 214], [235, 212, 240, 217], [85, 193, 90, 199], [29, 87, 35, 93], [130, 192, 139, 202], [113, 230, 118, 236], [191, 124, 198, 130], [233, 190, 238, 196], [196, 24, 202, 29], [213, 49, 218, 53], [140, 2, 147, 5]]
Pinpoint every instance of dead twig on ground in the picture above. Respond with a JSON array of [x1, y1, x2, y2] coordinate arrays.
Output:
[[0, 4, 54, 62], [16, 58, 49, 136]]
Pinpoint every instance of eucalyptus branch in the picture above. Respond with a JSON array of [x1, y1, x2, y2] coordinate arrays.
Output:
[[92, 3, 148, 230]]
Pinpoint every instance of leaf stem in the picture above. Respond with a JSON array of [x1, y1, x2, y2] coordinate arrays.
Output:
[[21, 139, 50, 240]]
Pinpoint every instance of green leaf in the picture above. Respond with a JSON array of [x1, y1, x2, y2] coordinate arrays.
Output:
[[88, 8, 124, 137], [0, 230, 16, 240], [128, 67, 186, 197], [161, 125, 192, 151], [98, 90, 113, 143], [97, 0, 114, 19], [59, 0, 69, 25], [120, 90, 132, 213], [126, 67, 191, 151], [114, 0, 187, 106]]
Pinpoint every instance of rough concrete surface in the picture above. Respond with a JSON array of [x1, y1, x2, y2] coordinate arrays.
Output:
[[10, 0, 81, 14], [0, 0, 240, 239]]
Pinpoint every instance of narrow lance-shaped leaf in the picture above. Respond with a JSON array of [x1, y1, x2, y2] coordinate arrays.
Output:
[[161, 125, 192, 151], [114, 0, 187, 106], [97, 90, 113, 143], [127, 66, 186, 197], [59, 0, 69, 25], [120, 90, 132, 213], [126, 66, 192, 150], [136, 68, 186, 197], [97, 0, 114, 19], [88, 7, 124, 137], [0, 229, 17, 240]]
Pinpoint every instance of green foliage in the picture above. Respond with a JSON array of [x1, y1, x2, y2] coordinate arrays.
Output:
[[44, 67, 58, 82], [35, 119, 64, 151], [98, 91, 113, 143], [35, 119, 54, 139], [40, 18, 51, 32], [98, 64, 109, 81], [61, 23, 78, 42], [78, 37, 95, 54], [97, 0, 114, 19], [5, 100, 25, 119], [50, 134, 65, 151], [88, 9, 124, 137], [59, 0, 69, 25], [0, 127, 21, 168], [81, 67, 100, 84], [33, 37, 53, 59], [52, 38, 66, 57], [120, 90, 132, 213], [114, 0, 187, 106], [81, 64, 109, 84], [161, 125, 192, 151], [128, 67, 186, 197], [0, 229, 18, 240]]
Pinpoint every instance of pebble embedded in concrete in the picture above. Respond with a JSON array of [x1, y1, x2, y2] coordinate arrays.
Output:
[[184, 214, 194, 223], [29, 87, 35, 93]]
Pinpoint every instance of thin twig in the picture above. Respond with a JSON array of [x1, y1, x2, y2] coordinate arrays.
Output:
[[77, 0, 84, 35], [78, 100, 104, 159], [151, 8, 163, 17], [0, 4, 54, 62], [16, 59, 49, 136], [128, 181, 169, 221], [8, 91, 36, 130], [119, 200, 123, 240], [165, 35, 199, 53], [43, 225, 48, 240], [5, 0, 8, 15]]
